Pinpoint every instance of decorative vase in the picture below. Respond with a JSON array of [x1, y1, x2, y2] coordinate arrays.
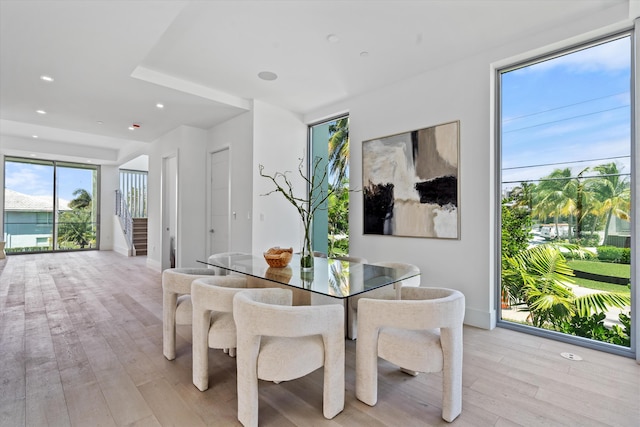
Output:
[[300, 269, 314, 289], [300, 226, 314, 271]]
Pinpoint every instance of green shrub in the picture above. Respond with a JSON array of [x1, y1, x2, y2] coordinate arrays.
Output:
[[620, 248, 631, 264], [5, 246, 51, 253], [559, 312, 630, 346], [597, 246, 630, 264], [569, 233, 600, 247], [564, 250, 596, 261]]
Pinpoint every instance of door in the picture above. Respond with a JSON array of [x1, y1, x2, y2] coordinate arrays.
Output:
[[209, 148, 230, 255]]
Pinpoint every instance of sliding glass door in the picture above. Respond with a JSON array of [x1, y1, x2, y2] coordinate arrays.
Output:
[[3, 157, 99, 253]]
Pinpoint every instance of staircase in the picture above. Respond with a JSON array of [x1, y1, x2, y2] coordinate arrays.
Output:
[[132, 218, 148, 256]]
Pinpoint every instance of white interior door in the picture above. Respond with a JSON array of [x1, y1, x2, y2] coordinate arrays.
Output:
[[209, 148, 230, 255]]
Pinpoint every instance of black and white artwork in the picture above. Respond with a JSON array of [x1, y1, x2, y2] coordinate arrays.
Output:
[[362, 120, 460, 239]]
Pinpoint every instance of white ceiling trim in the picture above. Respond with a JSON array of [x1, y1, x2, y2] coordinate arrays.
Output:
[[131, 66, 252, 111]]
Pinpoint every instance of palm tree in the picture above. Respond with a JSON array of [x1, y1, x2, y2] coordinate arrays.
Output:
[[589, 162, 631, 244], [327, 117, 349, 188], [561, 167, 594, 239], [68, 188, 92, 210], [533, 167, 595, 239], [532, 168, 572, 237], [510, 182, 536, 211], [57, 209, 95, 248], [502, 243, 630, 329]]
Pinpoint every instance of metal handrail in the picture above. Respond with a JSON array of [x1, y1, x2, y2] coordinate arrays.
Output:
[[115, 189, 134, 250]]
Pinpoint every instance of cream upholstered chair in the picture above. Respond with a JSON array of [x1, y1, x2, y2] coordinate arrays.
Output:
[[355, 287, 465, 422], [191, 275, 250, 391], [162, 268, 219, 360], [347, 261, 420, 339], [233, 288, 345, 427], [207, 251, 248, 275]]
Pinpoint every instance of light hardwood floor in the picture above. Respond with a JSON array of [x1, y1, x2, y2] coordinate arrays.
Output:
[[0, 251, 638, 426]]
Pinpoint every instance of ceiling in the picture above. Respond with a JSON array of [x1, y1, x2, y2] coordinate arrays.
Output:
[[0, 0, 628, 164]]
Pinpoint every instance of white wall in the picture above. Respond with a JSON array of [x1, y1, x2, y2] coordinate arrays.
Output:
[[120, 155, 149, 172], [112, 215, 131, 256], [147, 125, 208, 270], [99, 165, 119, 251], [302, 3, 635, 330], [251, 101, 308, 253], [207, 110, 254, 253]]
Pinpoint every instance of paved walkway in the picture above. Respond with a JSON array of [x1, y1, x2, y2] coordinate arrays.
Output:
[[501, 282, 628, 328]]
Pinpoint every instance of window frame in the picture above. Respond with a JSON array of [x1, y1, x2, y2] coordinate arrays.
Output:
[[3, 156, 101, 253], [495, 30, 636, 358]]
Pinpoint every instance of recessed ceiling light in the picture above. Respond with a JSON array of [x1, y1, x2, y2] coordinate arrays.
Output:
[[360, 51, 370, 57], [36, 109, 47, 114], [128, 126, 135, 131], [258, 71, 278, 81], [40, 75, 54, 82], [97, 120, 103, 125], [86, 160, 93, 163], [156, 103, 164, 109], [32, 135, 38, 138], [30, 154, 37, 157], [326, 34, 339, 43]]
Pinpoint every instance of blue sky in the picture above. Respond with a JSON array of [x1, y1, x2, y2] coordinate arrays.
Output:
[[5, 160, 95, 203], [501, 35, 631, 192]]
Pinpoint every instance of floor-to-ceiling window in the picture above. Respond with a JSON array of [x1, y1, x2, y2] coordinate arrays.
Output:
[[3, 157, 99, 253], [309, 115, 350, 257], [498, 33, 634, 356]]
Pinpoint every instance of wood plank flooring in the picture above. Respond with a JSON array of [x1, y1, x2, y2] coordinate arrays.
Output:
[[1, 251, 638, 426]]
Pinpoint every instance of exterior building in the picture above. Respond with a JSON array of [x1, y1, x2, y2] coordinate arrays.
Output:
[[3, 189, 69, 249]]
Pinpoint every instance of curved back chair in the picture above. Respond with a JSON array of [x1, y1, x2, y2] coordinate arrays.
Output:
[[347, 261, 420, 339], [191, 276, 250, 391], [355, 287, 465, 422], [162, 268, 218, 360], [233, 288, 345, 427], [207, 251, 248, 275]]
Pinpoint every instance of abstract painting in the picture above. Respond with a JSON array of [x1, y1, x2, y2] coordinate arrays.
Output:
[[362, 120, 459, 239]]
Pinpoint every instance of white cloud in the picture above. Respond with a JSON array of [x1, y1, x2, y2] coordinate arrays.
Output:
[[5, 163, 53, 196]]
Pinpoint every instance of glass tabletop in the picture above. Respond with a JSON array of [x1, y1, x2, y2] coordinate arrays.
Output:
[[197, 253, 419, 299]]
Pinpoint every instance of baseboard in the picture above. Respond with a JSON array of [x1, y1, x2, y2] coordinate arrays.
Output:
[[464, 306, 496, 330], [113, 244, 132, 257]]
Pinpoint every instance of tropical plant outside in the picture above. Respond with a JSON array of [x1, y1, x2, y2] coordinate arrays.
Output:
[[57, 188, 97, 249], [501, 162, 632, 345], [328, 179, 349, 256], [326, 118, 350, 257]]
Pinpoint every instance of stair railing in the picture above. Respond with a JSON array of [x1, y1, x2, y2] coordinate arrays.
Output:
[[115, 189, 134, 252]]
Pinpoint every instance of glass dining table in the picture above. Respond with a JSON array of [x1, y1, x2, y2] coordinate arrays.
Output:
[[197, 252, 419, 303]]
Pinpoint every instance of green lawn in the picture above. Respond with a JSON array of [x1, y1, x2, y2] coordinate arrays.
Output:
[[568, 260, 630, 277], [567, 260, 630, 295]]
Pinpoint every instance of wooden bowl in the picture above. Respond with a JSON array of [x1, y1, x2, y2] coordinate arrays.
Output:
[[265, 266, 292, 283], [263, 247, 293, 268]]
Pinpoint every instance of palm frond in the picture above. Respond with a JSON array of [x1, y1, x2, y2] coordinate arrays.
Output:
[[574, 292, 630, 317]]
